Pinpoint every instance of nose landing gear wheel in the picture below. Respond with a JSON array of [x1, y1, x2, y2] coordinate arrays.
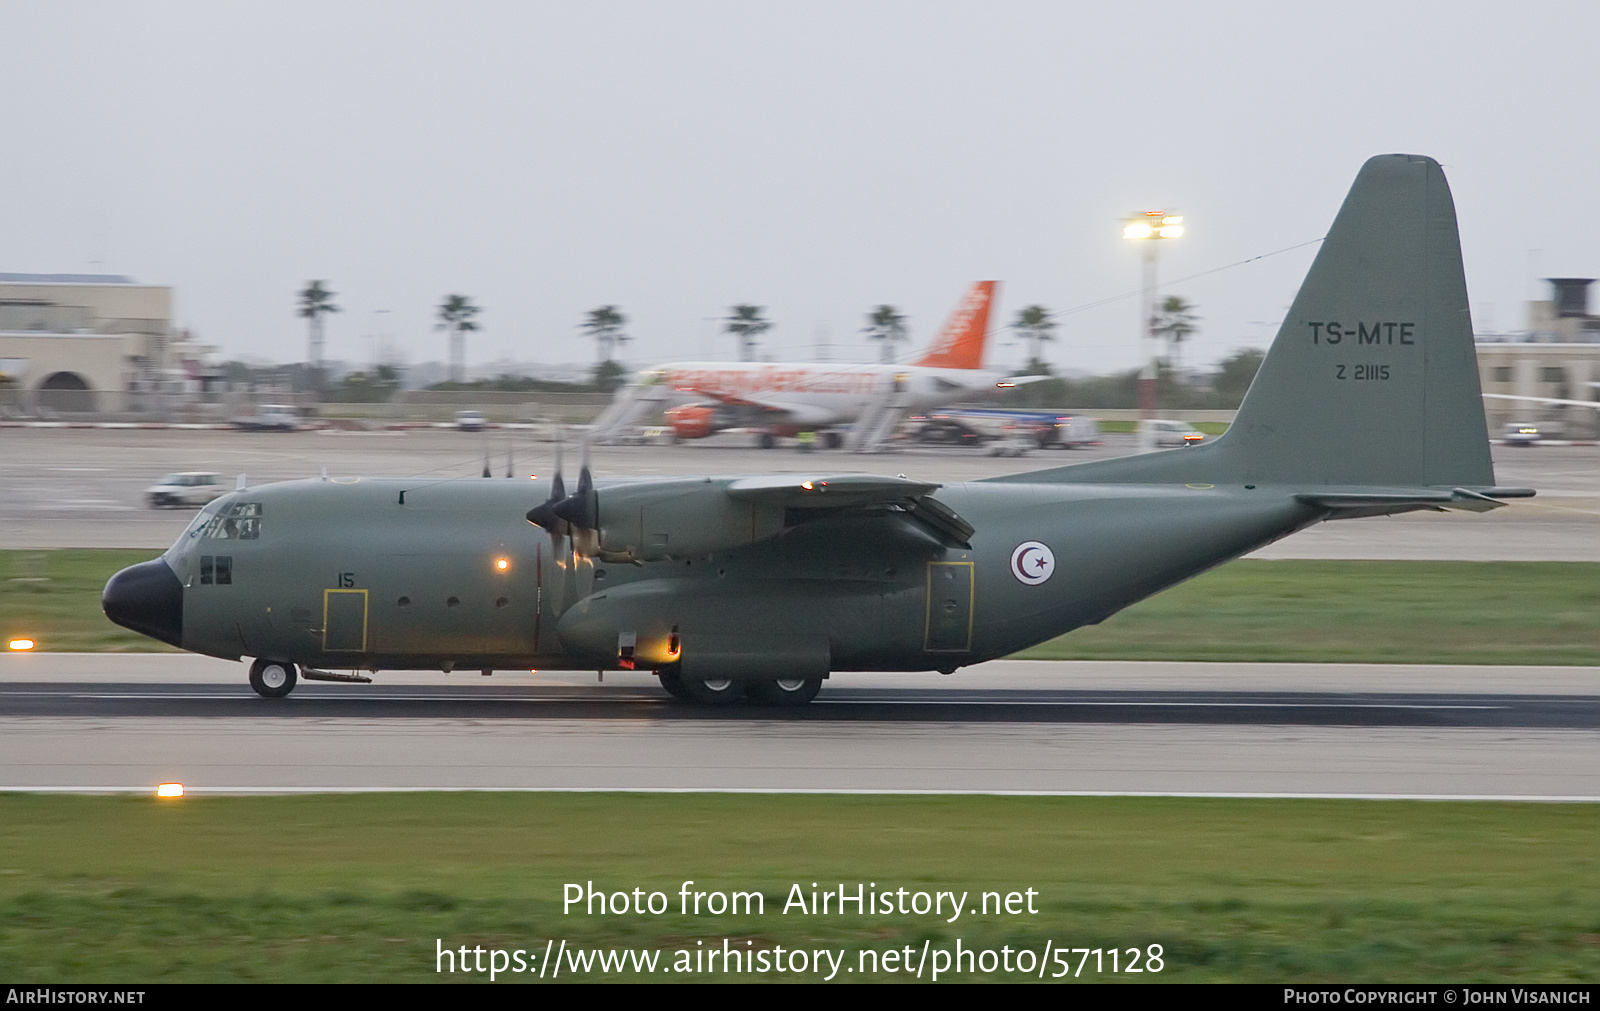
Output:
[[658, 668, 745, 706], [249, 658, 298, 698], [745, 676, 823, 706]]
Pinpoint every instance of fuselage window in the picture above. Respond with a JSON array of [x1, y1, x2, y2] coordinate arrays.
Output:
[[215, 555, 232, 584], [200, 555, 213, 585]]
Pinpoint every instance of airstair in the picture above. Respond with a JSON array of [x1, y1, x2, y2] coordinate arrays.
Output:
[[847, 387, 914, 453], [589, 378, 671, 444]]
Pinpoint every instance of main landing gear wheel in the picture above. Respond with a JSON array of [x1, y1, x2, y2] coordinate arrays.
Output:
[[249, 658, 298, 698], [757, 432, 776, 449], [658, 668, 745, 706], [746, 676, 823, 706]]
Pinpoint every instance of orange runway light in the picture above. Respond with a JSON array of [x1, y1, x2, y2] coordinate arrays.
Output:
[[8, 639, 35, 651], [156, 783, 185, 798]]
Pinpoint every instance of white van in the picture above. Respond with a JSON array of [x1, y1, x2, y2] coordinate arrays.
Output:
[[146, 472, 228, 509], [1140, 419, 1206, 447]]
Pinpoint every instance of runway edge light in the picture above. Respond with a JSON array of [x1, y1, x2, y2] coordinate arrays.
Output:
[[156, 783, 185, 798]]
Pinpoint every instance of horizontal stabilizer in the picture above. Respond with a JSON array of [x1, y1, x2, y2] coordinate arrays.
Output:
[[1295, 485, 1535, 516]]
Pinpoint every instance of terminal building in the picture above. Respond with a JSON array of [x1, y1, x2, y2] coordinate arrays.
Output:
[[0, 273, 195, 415], [1477, 278, 1600, 438]]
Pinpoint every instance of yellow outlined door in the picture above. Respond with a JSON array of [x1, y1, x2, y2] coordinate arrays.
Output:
[[924, 561, 974, 652], [323, 589, 368, 651]]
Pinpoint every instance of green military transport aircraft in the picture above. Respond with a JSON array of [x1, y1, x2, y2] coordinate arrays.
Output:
[[103, 154, 1532, 705]]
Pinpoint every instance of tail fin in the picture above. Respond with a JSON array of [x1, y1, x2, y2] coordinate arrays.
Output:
[[911, 281, 997, 370], [1223, 154, 1492, 487], [1010, 154, 1500, 492]]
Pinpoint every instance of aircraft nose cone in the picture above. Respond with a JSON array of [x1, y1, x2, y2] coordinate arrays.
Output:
[[102, 558, 184, 647]]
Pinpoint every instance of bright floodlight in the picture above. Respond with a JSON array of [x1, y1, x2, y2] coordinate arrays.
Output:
[[7, 639, 34, 651], [1125, 211, 1184, 242], [156, 783, 185, 798]]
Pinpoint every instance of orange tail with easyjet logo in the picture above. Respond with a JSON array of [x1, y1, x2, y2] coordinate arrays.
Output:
[[911, 280, 997, 370]]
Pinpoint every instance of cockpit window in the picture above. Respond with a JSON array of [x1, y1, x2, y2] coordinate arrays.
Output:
[[202, 501, 263, 540]]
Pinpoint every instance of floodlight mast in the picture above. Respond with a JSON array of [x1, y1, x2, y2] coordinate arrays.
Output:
[[1123, 211, 1184, 451]]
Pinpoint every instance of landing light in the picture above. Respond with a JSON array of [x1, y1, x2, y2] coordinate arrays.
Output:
[[495, 558, 510, 571], [801, 481, 814, 490], [8, 639, 34, 651], [156, 783, 184, 798]]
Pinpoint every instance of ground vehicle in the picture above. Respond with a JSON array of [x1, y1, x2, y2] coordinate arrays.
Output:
[[455, 410, 488, 431], [231, 405, 301, 431], [908, 409, 1099, 450], [146, 473, 228, 509], [1501, 423, 1543, 446], [1050, 414, 1102, 449], [1141, 419, 1206, 447]]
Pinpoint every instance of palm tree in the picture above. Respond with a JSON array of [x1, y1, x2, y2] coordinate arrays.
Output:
[[723, 305, 771, 362], [297, 281, 340, 388], [435, 295, 481, 384], [1012, 305, 1057, 373], [862, 305, 909, 364], [1153, 296, 1200, 374], [581, 305, 629, 363]]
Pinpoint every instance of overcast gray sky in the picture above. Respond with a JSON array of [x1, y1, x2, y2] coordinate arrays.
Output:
[[4, 1, 1596, 375]]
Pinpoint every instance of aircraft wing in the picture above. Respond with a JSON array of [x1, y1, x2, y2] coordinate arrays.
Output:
[[725, 473, 974, 546], [994, 375, 1055, 388]]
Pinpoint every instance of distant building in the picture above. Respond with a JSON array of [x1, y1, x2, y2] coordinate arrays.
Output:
[[0, 273, 184, 414], [1476, 279, 1600, 437]]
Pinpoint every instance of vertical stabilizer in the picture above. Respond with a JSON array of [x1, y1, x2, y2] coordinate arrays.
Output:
[[1003, 155, 1497, 491], [911, 281, 997, 370], [1222, 154, 1493, 488]]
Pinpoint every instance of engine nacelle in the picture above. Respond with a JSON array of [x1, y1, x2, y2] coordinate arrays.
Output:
[[665, 404, 716, 440], [596, 479, 785, 562]]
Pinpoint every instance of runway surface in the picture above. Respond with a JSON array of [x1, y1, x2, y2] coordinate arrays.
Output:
[[4, 654, 1597, 799], [2, 427, 1595, 559]]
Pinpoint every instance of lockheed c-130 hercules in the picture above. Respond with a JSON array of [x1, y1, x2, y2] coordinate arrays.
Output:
[[103, 154, 1533, 705]]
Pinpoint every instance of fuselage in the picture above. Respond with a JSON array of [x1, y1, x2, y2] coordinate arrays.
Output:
[[113, 475, 1320, 675], [652, 360, 1010, 436]]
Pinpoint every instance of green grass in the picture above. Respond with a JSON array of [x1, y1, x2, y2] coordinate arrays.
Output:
[[1017, 560, 1600, 665], [6, 550, 1597, 665], [1, 549, 180, 652], [1, 793, 1597, 982]]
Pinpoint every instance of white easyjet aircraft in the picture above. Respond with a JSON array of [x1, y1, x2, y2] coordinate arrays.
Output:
[[591, 281, 1021, 451]]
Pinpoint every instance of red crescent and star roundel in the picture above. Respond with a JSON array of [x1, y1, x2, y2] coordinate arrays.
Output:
[[1009, 540, 1055, 586]]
